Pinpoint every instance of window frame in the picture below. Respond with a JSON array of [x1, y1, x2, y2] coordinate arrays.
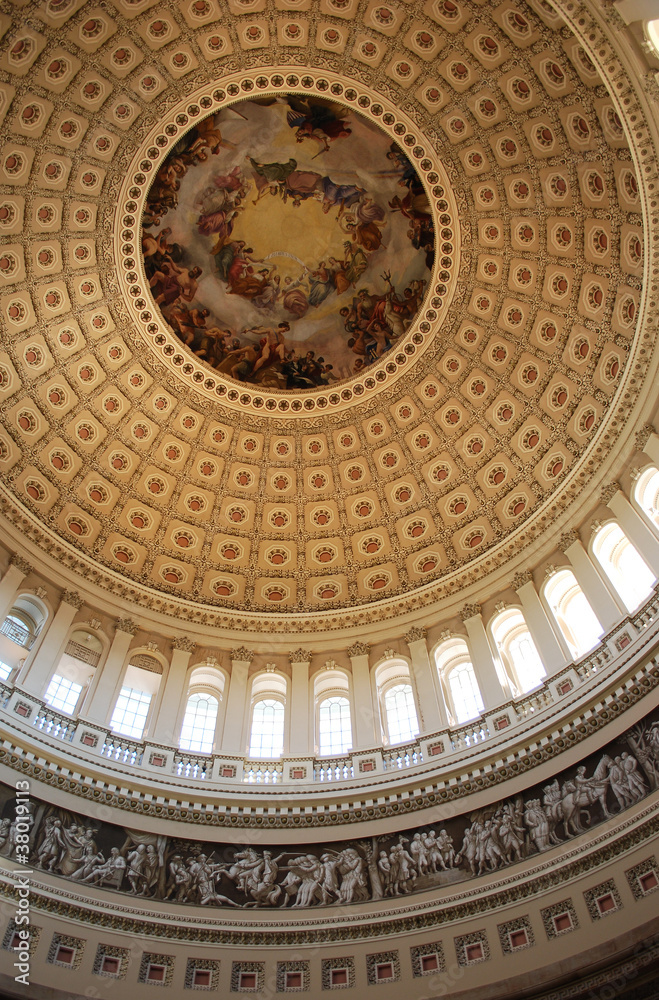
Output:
[[248, 695, 286, 759], [489, 607, 546, 697], [542, 569, 604, 660], [434, 638, 484, 727], [178, 689, 220, 754]]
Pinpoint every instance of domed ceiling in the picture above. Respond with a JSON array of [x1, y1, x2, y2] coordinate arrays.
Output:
[[0, 0, 652, 630]]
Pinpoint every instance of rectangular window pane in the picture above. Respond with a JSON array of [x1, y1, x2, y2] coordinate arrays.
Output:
[[44, 674, 83, 715], [110, 686, 151, 740]]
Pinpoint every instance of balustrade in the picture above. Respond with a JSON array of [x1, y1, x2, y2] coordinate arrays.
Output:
[[314, 758, 354, 782], [174, 751, 211, 781], [383, 743, 423, 770], [0, 617, 33, 648], [101, 735, 144, 767], [244, 761, 283, 784], [32, 704, 76, 742], [0, 587, 655, 794]]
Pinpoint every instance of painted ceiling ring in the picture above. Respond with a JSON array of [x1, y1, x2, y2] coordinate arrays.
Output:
[[120, 72, 458, 415]]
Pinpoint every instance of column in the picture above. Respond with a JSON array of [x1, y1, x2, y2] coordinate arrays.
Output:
[[639, 427, 659, 466], [0, 555, 32, 624], [614, 0, 659, 25], [82, 619, 137, 725], [289, 649, 311, 755], [461, 604, 508, 710], [150, 638, 196, 745], [21, 590, 83, 696], [560, 529, 624, 629], [220, 646, 253, 756], [513, 571, 568, 676], [348, 642, 378, 748], [604, 483, 659, 577], [405, 627, 447, 732]]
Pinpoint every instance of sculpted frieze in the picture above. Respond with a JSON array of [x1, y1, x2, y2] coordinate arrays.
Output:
[[2, 705, 657, 912]]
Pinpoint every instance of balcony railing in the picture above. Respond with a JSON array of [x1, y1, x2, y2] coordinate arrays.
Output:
[[0, 588, 656, 796], [0, 618, 34, 649]]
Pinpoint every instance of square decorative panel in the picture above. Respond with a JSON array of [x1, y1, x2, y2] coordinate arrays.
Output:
[[366, 951, 400, 984], [93, 944, 130, 979], [455, 931, 490, 966], [47, 933, 84, 970], [321, 958, 355, 990], [584, 879, 622, 920], [231, 962, 264, 992], [410, 942, 445, 977], [498, 916, 535, 953], [3, 920, 40, 956], [138, 953, 175, 987], [541, 899, 579, 938], [185, 959, 221, 990], [276, 960, 310, 992], [625, 857, 659, 900]]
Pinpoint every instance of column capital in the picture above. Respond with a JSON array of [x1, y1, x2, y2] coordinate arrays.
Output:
[[230, 645, 254, 663], [115, 617, 138, 636], [9, 554, 32, 576], [172, 636, 196, 653], [512, 569, 533, 590], [62, 589, 84, 610], [405, 626, 427, 644], [347, 641, 370, 657], [459, 602, 481, 621], [289, 648, 313, 664], [558, 528, 579, 552], [601, 481, 622, 504], [635, 423, 655, 451]]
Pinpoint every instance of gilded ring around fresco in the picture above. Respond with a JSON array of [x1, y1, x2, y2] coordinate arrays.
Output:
[[139, 92, 436, 392]]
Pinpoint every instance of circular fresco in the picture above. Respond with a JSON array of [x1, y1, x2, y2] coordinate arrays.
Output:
[[141, 96, 434, 390]]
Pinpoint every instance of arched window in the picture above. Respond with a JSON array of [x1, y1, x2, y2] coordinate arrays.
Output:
[[314, 668, 352, 756], [435, 638, 484, 725], [45, 628, 103, 716], [490, 608, 546, 696], [248, 671, 287, 759], [544, 570, 603, 659], [592, 522, 655, 613], [179, 664, 225, 753], [110, 654, 162, 740], [318, 696, 352, 756], [375, 661, 419, 745], [249, 699, 285, 758], [0, 596, 46, 649], [384, 684, 418, 744], [179, 692, 219, 753], [633, 466, 659, 533]]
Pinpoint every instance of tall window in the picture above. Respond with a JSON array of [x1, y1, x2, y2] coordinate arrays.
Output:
[[544, 570, 603, 659], [592, 523, 655, 613], [318, 696, 352, 756], [435, 638, 485, 726], [447, 662, 484, 724], [110, 686, 152, 740], [179, 692, 218, 753], [44, 674, 83, 715], [109, 656, 162, 740], [491, 608, 546, 696], [383, 683, 419, 745], [249, 699, 285, 758], [634, 467, 659, 533]]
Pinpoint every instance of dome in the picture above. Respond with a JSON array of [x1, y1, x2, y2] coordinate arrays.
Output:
[[0, 0, 658, 996]]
